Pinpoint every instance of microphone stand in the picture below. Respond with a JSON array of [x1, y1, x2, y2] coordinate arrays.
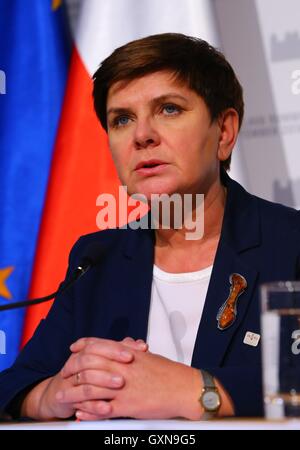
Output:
[[0, 264, 90, 312]]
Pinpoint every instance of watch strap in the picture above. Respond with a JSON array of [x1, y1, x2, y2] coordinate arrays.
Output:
[[201, 369, 216, 389], [199, 369, 221, 419]]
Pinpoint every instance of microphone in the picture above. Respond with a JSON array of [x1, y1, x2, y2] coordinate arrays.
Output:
[[0, 242, 105, 312]]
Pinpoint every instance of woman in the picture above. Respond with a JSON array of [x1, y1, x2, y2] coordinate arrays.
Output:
[[0, 33, 299, 421]]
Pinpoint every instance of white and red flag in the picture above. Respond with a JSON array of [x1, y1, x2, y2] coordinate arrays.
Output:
[[22, 0, 219, 344]]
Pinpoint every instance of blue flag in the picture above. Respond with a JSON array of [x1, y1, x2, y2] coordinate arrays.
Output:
[[0, 0, 71, 370]]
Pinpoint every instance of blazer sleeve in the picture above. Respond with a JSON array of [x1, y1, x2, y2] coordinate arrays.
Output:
[[204, 366, 264, 417], [0, 241, 81, 418]]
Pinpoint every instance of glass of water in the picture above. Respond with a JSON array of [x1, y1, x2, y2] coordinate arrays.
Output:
[[261, 281, 300, 419]]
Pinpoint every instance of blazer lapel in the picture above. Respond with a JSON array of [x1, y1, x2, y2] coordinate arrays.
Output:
[[97, 225, 155, 342], [120, 227, 155, 341], [191, 240, 258, 368], [192, 173, 261, 368]]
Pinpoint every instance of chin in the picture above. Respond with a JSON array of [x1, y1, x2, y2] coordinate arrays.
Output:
[[131, 179, 180, 199]]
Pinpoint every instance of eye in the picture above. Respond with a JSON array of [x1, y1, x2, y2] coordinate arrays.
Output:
[[112, 115, 131, 128], [162, 104, 182, 116]]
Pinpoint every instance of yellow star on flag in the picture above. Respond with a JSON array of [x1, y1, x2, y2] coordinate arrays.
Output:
[[52, 0, 62, 11], [0, 267, 14, 300]]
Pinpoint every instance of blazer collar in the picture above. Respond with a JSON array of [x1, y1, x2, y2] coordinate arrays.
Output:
[[220, 170, 261, 254]]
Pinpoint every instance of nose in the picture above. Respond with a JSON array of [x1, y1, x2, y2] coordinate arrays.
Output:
[[134, 117, 161, 149]]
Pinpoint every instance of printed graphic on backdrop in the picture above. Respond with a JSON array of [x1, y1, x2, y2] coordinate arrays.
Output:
[[214, 0, 300, 209]]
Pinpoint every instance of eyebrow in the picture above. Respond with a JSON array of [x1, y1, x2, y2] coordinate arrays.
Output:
[[107, 93, 189, 117]]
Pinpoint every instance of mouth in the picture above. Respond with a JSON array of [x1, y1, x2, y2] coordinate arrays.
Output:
[[135, 159, 169, 175]]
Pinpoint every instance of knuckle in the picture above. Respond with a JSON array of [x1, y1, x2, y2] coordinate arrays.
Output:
[[84, 343, 94, 353], [96, 403, 104, 414], [91, 401, 103, 415], [79, 371, 86, 383], [82, 343, 92, 354], [98, 402, 109, 414], [83, 339, 104, 354], [80, 353, 92, 367], [63, 362, 73, 376], [82, 384, 93, 397]]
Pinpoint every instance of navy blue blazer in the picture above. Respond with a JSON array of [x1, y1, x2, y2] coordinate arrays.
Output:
[[0, 173, 300, 418]]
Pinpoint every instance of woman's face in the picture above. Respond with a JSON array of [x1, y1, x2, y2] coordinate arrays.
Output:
[[106, 70, 223, 201]]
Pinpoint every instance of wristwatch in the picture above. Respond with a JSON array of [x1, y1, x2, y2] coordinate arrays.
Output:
[[199, 369, 221, 418]]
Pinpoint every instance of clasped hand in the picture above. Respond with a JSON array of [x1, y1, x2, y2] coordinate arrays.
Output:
[[40, 337, 202, 421]]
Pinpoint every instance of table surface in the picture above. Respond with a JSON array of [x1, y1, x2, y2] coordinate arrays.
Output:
[[0, 418, 300, 430]]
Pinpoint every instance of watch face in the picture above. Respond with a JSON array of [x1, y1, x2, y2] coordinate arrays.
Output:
[[201, 390, 221, 412]]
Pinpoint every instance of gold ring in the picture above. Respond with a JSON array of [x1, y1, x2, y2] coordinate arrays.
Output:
[[75, 372, 81, 385]]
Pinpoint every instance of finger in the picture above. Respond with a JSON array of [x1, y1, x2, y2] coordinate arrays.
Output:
[[74, 400, 112, 417], [76, 411, 100, 421], [100, 399, 128, 420], [70, 337, 97, 352], [71, 337, 129, 353], [76, 411, 106, 421], [122, 337, 148, 352], [121, 337, 135, 344], [136, 339, 149, 351], [62, 352, 112, 379], [70, 339, 134, 362], [72, 369, 124, 389], [56, 384, 115, 404], [61, 347, 132, 379], [61, 351, 92, 378]]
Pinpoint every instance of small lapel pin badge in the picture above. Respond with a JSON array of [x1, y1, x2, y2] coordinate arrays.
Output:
[[243, 331, 260, 347], [216, 273, 247, 330]]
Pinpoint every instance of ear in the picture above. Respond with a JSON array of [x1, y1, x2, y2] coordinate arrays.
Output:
[[217, 108, 240, 162]]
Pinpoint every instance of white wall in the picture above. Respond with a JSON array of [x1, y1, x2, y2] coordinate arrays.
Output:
[[214, 0, 300, 208]]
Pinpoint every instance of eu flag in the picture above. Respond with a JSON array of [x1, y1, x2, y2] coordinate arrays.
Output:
[[0, 1, 70, 369]]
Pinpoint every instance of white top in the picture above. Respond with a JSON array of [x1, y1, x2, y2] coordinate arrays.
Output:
[[147, 264, 213, 365]]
